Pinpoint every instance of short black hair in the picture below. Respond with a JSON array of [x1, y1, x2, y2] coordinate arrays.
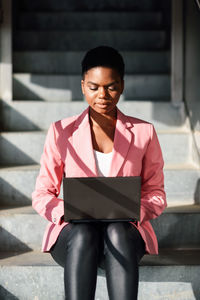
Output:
[[81, 46, 125, 80]]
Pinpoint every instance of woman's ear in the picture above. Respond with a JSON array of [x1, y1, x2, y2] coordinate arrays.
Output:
[[81, 80, 85, 95]]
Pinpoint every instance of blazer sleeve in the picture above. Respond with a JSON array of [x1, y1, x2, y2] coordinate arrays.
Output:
[[32, 123, 64, 225], [140, 124, 167, 223]]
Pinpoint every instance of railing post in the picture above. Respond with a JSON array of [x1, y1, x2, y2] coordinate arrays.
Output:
[[171, 0, 184, 105], [0, 0, 12, 102]]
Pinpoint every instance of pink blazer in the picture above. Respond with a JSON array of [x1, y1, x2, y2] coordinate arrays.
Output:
[[32, 107, 167, 254]]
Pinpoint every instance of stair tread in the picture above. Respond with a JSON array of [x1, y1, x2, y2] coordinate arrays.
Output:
[[1, 249, 200, 267], [13, 30, 167, 52], [141, 248, 200, 266], [165, 204, 200, 213], [1, 100, 189, 132], [1, 203, 200, 217], [1, 163, 198, 170], [0, 206, 199, 251], [15, 29, 165, 32], [18, 11, 162, 15], [13, 73, 170, 76], [18, 0, 158, 12], [16, 12, 163, 31], [13, 51, 170, 74], [0, 206, 35, 215], [13, 50, 170, 54], [13, 73, 170, 101]]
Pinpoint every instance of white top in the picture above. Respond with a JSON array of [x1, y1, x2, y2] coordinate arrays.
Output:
[[94, 150, 113, 177]]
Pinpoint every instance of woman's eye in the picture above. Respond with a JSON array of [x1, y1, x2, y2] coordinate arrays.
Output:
[[89, 87, 97, 91], [108, 86, 116, 91]]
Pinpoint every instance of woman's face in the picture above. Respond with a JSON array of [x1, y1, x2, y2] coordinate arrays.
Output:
[[81, 67, 124, 116]]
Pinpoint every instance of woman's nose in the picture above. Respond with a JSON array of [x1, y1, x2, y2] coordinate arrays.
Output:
[[98, 87, 107, 99]]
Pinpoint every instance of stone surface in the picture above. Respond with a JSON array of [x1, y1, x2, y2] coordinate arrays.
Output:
[[0, 269, 197, 300], [0, 250, 199, 300], [13, 30, 166, 51], [1, 101, 188, 132], [0, 206, 200, 251], [1, 249, 200, 267], [18, 0, 157, 12], [2, 1, 198, 300], [0, 131, 195, 166], [13, 51, 170, 74], [17, 12, 163, 30], [0, 166, 199, 207], [13, 74, 170, 101], [164, 169, 200, 204], [0, 165, 39, 206]]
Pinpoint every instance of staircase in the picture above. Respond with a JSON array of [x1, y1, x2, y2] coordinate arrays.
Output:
[[0, 0, 200, 299]]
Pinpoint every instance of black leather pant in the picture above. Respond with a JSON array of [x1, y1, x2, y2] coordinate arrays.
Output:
[[50, 222, 145, 300]]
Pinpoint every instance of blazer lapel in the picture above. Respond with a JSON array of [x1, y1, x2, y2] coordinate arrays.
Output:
[[72, 107, 98, 176], [71, 107, 133, 177], [109, 108, 133, 176]]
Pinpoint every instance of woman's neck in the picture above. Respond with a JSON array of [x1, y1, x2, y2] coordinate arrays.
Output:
[[89, 107, 117, 129]]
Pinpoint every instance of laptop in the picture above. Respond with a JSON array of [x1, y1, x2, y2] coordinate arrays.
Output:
[[63, 176, 141, 223]]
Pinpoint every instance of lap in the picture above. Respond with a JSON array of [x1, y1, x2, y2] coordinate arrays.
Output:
[[50, 222, 145, 268]]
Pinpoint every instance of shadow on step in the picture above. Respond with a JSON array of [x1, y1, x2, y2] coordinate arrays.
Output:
[[151, 212, 200, 249], [13, 75, 82, 101], [0, 178, 33, 207], [0, 227, 32, 257], [0, 286, 19, 300], [0, 101, 40, 131], [0, 138, 38, 166]]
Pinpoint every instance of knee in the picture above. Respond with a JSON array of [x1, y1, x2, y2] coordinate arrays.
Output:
[[105, 222, 132, 246], [70, 223, 99, 248], [105, 223, 145, 263]]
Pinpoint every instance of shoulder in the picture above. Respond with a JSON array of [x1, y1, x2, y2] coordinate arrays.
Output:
[[50, 112, 84, 138], [127, 115, 151, 126], [119, 110, 155, 140], [118, 108, 151, 126], [130, 116, 154, 142], [120, 110, 153, 131], [54, 114, 78, 130]]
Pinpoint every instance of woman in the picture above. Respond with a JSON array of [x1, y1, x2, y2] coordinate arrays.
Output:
[[32, 46, 166, 300]]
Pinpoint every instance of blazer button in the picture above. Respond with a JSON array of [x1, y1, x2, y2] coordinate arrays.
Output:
[[53, 217, 57, 223]]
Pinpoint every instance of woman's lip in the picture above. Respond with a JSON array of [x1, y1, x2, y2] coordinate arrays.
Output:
[[96, 102, 111, 107]]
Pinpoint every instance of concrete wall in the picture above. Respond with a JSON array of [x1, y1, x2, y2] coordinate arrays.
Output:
[[184, 0, 200, 154]]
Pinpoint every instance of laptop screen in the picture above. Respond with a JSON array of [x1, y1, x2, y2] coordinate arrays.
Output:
[[63, 176, 141, 222]]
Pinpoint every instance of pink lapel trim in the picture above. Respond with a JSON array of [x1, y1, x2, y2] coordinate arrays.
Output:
[[109, 108, 133, 176], [72, 107, 98, 176]]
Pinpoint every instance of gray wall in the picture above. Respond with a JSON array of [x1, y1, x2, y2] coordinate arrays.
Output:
[[184, 0, 200, 153]]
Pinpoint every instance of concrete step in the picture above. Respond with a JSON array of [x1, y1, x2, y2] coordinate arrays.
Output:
[[18, 0, 157, 12], [0, 250, 199, 299], [1, 101, 188, 132], [0, 205, 200, 251], [1, 165, 199, 207], [13, 74, 170, 101], [13, 51, 170, 74], [13, 30, 167, 51], [0, 165, 39, 207], [0, 131, 197, 166], [16, 12, 163, 30]]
